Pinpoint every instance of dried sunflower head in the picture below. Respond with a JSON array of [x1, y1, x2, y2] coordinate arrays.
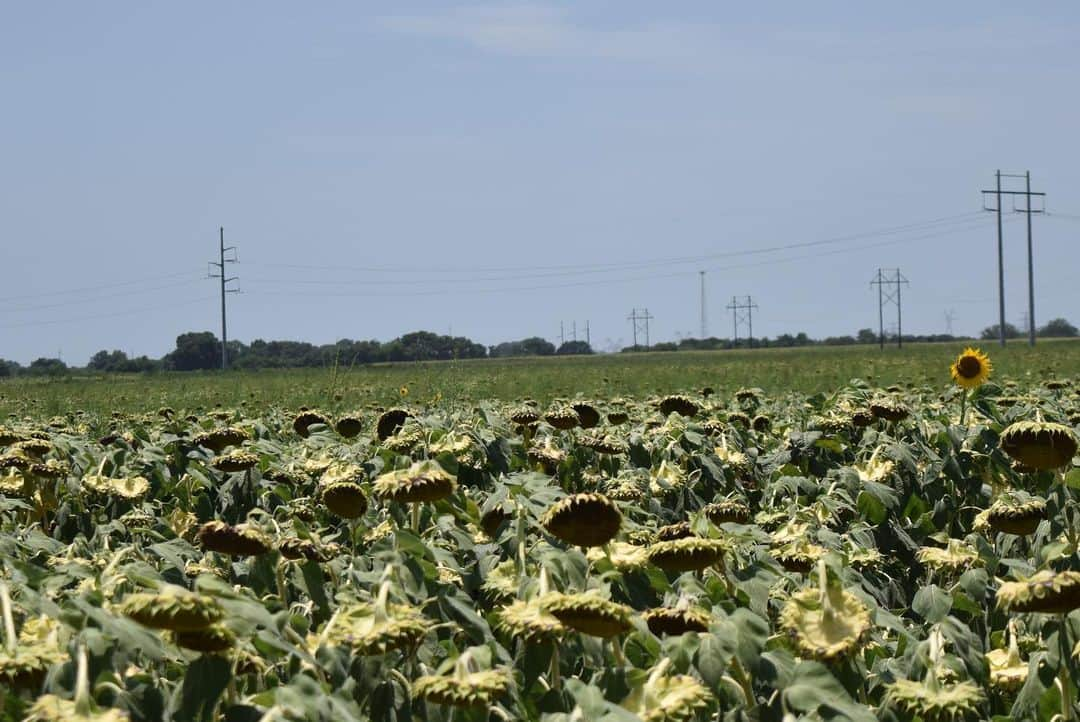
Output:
[[885, 677, 984, 722], [572, 402, 602, 429], [319, 463, 368, 518], [703, 499, 751, 525], [540, 591, 633, 639], [999, 420, 1078, 470], [976, 493, 1046, 536], [293, 410, 331, 438], [647, 537, 725, 573], [620, 659, 712, 722], [197, 520, 272, 556], [81, 474, 151, 501], [916, 540, 980, 575], [334, 414, 364, 439], [996, 570, 1080, 614], [779, 563, 871, 662], [658, 395, 699, 418], [986, 622, 1027, 693], [120, 585, 223, 632], [544, 405, 580, 430], [192, 427, 248, 453], [211, 450, 259, 473], [586, 541, 651, 572], [376, 408, 411, 440], [170, 623, 236, 653], [413, 648, 509, 708], [643, 605, 711, 637], [869, 397, 909, 422], [373, 460, 457, 504], [496, 598, 565, 641], [313, 588, 432, 656], [541, 493, 621, 547]]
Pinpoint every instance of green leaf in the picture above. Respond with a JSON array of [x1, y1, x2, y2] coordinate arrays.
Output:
[[174, 655, 231, 722], [912, 584, 952, 623], [1063, 469, 1080, 490]]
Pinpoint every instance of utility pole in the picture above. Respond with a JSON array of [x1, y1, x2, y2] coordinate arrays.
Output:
[[944, 310, 956, 336], [207, 227, 239, 369], [699, 270, 707, 339], [585, 320, 590, 347], [982, 171, 1045, 347], [870, 268, 907, 349], [627, 308, 654, 350], [726, 296, 758, 348], [560, 321, 565, 347], [572, 321, 577, 343]]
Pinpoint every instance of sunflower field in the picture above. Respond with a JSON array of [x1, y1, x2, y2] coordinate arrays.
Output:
[[1, 350, 1080, 721]]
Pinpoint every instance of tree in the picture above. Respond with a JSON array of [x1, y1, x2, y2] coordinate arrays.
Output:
[[0, 359, 18, 377], [980, 323, 1022, 341], [27, 358, 67, 376], [856, 328, 878, 345], [557, 340, 593, 355], [164, 332, 222, 371], [1038, 318, 1078, 338]]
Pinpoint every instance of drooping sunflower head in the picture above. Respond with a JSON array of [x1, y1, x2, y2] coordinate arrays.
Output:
[[541, 493, 621, 547], [196, 520, 272, 557], [539, 591, 633, 639], [950, 347, 992, 389], [999, 420, 1079, 471], [658, 395, 699, 418], [170, 623, 237, 653], [643, 605, 711, 637], [572, 402, 602, 429], [413, 648, 510, 709], [334, 414, 364, 439], [120, 585, 224, 632], [779, 583, 871, 662], [293, 410, 331, 438], [211, 449, 259, 473], [81, 474, 151, 502], [976, 493, 1046, 536], [373, 460, 457, 504], [647, 537, 726, 573], [496, 598, 566, 641], [620, 659, 712, 722], [885, 677, 985, 722], [996, 570, 1080, 614], [319, 463, 368, 518]]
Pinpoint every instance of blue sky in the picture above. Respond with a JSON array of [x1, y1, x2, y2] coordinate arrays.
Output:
[[2, 2, 1078, 363]]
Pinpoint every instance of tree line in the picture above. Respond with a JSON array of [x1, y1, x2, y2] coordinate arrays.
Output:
[[0, 318, 1076, 376]]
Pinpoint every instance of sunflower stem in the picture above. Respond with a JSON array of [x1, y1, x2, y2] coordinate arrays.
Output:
[[1061, 613, 1074, 721], [411, 503, 421, 533], [959, 392, 968, 427], [728, 656, 755, 710], [0, 582, 16, 655], [549, 641, 561, 692], [74, 642, 92, 716]]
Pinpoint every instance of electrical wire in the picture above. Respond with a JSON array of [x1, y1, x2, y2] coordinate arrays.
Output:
[[0, 296, 218, 330], [243, 215, 1001, 300], [0, 278, 206, 315], [0, 269, 206, 305], [245, 211, 985, 277]]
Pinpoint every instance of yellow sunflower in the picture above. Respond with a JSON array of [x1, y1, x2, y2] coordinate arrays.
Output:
[[950, 347, 991, 389]]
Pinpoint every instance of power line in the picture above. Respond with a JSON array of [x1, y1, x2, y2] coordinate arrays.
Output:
[[240, 216, 999, 300], [627, 308, 653, 350], [870, 268, 908, 349], [246, 211, 984, 277], [981, 170, 1045, 347], [699, 270, 707, 339], [726, 296, 758, 348], [0, 278, 205, 315], [0, 295, 218, 330], [208, 227, 239, 369], [0, 269, 205, 305]]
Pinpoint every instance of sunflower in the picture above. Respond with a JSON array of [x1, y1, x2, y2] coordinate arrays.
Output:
[[950, 347, 992, 389]]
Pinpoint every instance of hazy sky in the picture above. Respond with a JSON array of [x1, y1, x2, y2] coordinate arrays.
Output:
[[2, 2, 1078, 364]]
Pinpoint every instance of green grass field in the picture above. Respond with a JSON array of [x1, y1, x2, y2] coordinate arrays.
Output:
[[3, 340, 1078, 418]]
